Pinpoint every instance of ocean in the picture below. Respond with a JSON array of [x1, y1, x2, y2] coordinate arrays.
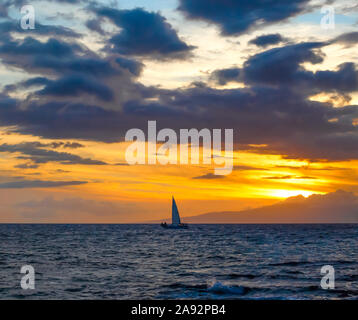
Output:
[[0, 224, 357, 300]]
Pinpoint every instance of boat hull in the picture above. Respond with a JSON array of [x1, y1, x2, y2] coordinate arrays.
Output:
[[161, 223, 188, 229]]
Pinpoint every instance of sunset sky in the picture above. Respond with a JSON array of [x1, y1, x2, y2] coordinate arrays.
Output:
[[1, 0, 358, 222]]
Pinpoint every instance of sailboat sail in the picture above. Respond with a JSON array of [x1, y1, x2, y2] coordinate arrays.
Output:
[[172, 197, 181, 225]]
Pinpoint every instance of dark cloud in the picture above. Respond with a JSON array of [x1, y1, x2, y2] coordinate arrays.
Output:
[[243, 42, 358, 95], [85, 18, 106, 35], [29, 75, 114, 101], [32, 56, 117, 77], [115, 162, 130, 166], [9, 140, 84, 149], [263, 175, 316, 179], [243, 42, 325, 87], [0, 47, 120, 80], [0, 25, 149, 108], [62, 142, 84, 149], [249, 33, 285, 47], [1, 17, 358, 164], [0, 36, 78, 56], [0, 100, 120, 142], [314, 63, 358, 94], [332, 31, 358, 46], [0, 20, 81, 38], [0, 142, 107, 165], [2, 78, 358, 161], [14, 163, 39, 169], [178, 0, 309, 35], [137, 84, 358, 161], [17, 75, 113, 101], [193, 173, 225, 179], [210, 67, 240, 85], [0, 180, 87, 189], [94, 7, 195, 59], [115, 56, 144, 76], [233, 165, 267, 171], [0, 28, 119, 79]]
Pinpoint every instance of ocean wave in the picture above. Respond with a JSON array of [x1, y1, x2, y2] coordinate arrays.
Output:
[[227, 273, 257, 279], [165, 283, 207, 290], [269, 259, 355, 267], [207, 281, 248, 295], [269, 261, 309, 266]]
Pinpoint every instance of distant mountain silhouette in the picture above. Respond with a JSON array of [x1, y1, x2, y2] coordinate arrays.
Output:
[[180, 190, 358, 223]]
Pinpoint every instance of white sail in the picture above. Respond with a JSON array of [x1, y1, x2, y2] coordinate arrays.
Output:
[[172, 197, 181, 225]]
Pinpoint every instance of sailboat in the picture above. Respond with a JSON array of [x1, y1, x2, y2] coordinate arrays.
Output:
[[161, 197, 188, 229]]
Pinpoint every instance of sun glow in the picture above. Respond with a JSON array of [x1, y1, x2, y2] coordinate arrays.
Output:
[[270, 189, 318, 199]]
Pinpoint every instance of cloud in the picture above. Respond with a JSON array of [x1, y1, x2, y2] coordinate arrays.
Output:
[[0, 22, 150, 108], [85, 18, 106, 35], [4, 0, 84, 6], [243, 42, 325, 87], [115, 56, 144, 76], [53, 142, 84, 149], [233, 165, 267, 171], [208, 41, 358, 97], [0, 36, 79, 57], [32, 56, 118, 77], [4, 141, 83, 149], [0, 36, 121, 79], [263, 175, 316, 179], [93, 7, 195, 59], [29, 75, 114, 101], [115, 162, 130, 166], [0, 100, 125, 142], [2, 79, 358, 161], [192, 173, 225, 179], [243, 41, 358, 95], [14, 163, 39, 169], [0, 180, 87, 189], [0, 142, 107, 165], [0, 26, 127, 78], [178, 0, 309, 35], [1, 24, 358, 162], [210, 67, 240, 85], [249, 33, 285, 47], [314, 63, 358, 93], [0, 20, 81, 38], [332, 31, 358, 47], [263, 175, 294, 179]]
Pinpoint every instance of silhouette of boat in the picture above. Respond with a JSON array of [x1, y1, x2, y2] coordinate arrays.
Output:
[[161, 197, 188, 229]]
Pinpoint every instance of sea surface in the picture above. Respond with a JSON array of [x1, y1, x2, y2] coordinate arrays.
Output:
[[0, 224, 357, 300]]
